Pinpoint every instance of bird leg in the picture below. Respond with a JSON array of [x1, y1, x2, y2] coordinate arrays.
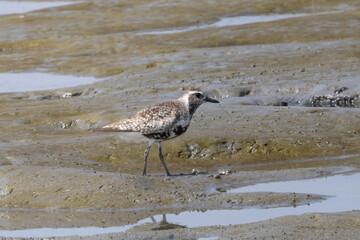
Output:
[[150, 216, 157, 224], [158, 142, 172, 176], [143, 139, 155, 176]]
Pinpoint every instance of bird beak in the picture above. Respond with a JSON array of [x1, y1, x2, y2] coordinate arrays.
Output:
[[204, 96, 219, 103]]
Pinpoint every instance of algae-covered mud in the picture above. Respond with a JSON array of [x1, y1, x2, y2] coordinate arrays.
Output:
[[0, 0, 360, 239]]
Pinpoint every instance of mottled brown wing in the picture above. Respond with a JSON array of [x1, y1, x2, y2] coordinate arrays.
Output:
[[137, 104, 180, 135], [100, 102, 180, 134]]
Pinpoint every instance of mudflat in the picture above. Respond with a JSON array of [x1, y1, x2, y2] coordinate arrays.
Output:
[[0, 0, 360, 239]]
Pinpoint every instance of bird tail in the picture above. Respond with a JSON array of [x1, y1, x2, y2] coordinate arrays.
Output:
[[90, 127, 133, 132], [90, 120, 139, 132]]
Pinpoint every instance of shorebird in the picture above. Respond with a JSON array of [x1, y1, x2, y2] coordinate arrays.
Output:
[[96, 88, 219, 176]]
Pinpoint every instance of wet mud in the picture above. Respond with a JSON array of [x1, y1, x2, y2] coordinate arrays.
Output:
[[1, 0, 360, 239]]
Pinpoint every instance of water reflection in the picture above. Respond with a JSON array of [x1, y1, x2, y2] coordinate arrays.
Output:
[[131, 214, 186, 232]]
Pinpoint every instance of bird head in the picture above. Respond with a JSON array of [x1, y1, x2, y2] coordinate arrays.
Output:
[[180, 88, 219, 115], [187, 88, 219, 104]]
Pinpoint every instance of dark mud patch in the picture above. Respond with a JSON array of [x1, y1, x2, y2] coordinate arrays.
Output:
[[309, 94, 360, 108]]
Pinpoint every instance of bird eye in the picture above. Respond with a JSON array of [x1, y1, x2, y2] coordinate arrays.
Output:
[[194, 93, 202, 98]]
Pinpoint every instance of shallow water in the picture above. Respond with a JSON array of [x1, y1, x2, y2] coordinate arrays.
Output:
[[0, 225, 140, 238], [138, 11, 340, 35], [151, 173, 360, 227], [1, 172, 359, 238], [0, 1, 76, 16], [0, 72, 100, 93]]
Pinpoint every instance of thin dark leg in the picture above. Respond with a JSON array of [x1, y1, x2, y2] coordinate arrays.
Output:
[[150, 216, 157, 224], [143, 139, 155, 176], [158, 142, 171, 176]]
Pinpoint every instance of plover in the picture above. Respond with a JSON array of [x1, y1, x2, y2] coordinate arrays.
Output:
[[96, 88, 219, 176]]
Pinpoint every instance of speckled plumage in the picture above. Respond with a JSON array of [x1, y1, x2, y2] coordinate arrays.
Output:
[[98, 89, 219, 176], [102, 100, 190, 140]]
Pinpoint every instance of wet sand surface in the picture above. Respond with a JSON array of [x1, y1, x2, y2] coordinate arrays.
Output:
[[0, 0, 360, 239]]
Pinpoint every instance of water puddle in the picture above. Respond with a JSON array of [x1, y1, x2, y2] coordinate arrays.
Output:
[[0, 1, 76, 16], [230, 173, 360, 211], [148, 174, 360, 226], [144, 173, 360, 229], [0, 72, 101, 93], [138, 11, 340, 35], [0, 172, 359, 237], [0, 225, 138, 238]]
